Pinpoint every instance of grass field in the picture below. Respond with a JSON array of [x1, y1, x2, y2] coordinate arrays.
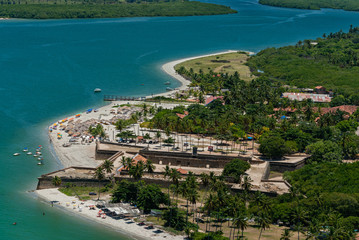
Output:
[[175, 52, 255, 81]]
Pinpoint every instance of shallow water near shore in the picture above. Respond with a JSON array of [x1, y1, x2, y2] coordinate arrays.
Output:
[[1, 0, 359, 239]]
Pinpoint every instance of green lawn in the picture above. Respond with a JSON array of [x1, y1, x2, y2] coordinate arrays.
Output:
[[175, 52, 255, 82]]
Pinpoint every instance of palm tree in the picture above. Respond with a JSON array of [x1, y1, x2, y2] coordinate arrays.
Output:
[[156, 131, 162, 148], [121, 156, 127, 169], [102, 159, 114, 183], [233, 212, 248, 239], [169, 168, 181, 204], [164, 165, 171, 179], [115, 119, 128, 132], [164, 165, 172, 207], [199, 173, 210, 211], [256, 213, 270, 240], [305, 219, 320, 240], [280, 229, 292, 240], [292, 207, 308, 240], [130, 161, 145, 180], [242, 175, 252, 192], [179, 181, 190, 227], [126, 157, 134, 169], [145, 159, 156, 174], [204, 193, 217, 232], [102, 159, 114, 175], [52, 176, 62, 187], [94, 166, 105, 200]]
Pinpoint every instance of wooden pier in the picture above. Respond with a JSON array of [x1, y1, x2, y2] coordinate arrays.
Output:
[[103, 95, 145, 101]]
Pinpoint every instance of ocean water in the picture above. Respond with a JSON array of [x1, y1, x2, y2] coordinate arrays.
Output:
[[0, 0, 359, 239]]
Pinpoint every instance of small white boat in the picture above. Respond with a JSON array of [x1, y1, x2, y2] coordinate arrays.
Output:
[[166, 87, 173, 91], [37, 161, 43, 165], [13, 153, 20, 156], [33, 155, 38, 157], [38, 157, 43, 161], [36, 152, 42, 155], [27, 152, 32, 155], [164, 81, 171, 85], [94, 88, 102, 93], [23, 148, 28, 152]]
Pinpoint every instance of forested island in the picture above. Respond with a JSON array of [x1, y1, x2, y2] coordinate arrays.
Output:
[[259, 0, 359, 11], [0, 0, 237, 19]]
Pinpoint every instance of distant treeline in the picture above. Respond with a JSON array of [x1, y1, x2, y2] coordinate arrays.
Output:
[[259, 0, 359, 11], [0, 1, 237, 19], [247, 26, 359, 96]]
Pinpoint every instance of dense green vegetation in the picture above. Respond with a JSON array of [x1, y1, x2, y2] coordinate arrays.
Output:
[[0, 1, 237, 19], [112, 180, 168, 213], [268, 162, 359, 238], [285, 162, 359, 194], [247, 26, 359, 96], [259, 0, 359, 11]]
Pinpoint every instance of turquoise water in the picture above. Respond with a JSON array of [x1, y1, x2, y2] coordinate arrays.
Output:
[[1, 0, 359, 239]]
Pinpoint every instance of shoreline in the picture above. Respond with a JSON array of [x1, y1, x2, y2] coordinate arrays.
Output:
[[42, 49, 250, 240], [35, 189, 184, 240]]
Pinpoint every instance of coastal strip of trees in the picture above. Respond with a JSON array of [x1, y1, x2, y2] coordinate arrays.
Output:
[[0, 1, 237, 19], [259, 0, 359, 11]]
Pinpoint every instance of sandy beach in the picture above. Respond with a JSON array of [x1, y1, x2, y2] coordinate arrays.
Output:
[[36, 189, 185, 240], [160, 50, 238, 95], [43, 50, 244, 240]]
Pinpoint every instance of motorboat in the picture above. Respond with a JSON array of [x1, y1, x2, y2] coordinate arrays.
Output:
[[38, 157, 44, 161], [33, 154, 38, 157], [164, 81, 171, 85], [166, 87, 173, 91], [13, 153, 20, 156], [27, 152, 32, 155], [23, 147, 28, 152], [94, 88, 102, 93], [37, 161, 43, 165]]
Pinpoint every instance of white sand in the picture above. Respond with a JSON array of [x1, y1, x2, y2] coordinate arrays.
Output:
[[160, 50, 240, 95], [36, 189, 185, 240]]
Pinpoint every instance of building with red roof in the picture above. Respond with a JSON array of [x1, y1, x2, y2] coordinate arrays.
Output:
[[132, 154, 147, 164], [205, 96, 224, 106], [315, 105, 358, 115], [176, 168, 188, 175]]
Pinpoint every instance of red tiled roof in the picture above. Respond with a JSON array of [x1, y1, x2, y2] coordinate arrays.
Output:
[[132, 154, 147, 164], [176, 113, 187, 119], [315, 86, 324, 89], [177, 168, 187, 174], [205, 96, 224, 106], [320, 105, 358, 115]]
